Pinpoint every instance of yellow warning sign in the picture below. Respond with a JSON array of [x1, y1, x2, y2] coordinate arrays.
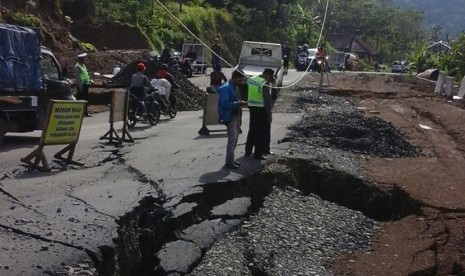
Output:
[[43, 101, 86, 145]]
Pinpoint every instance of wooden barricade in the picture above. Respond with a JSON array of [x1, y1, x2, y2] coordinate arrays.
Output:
[[21, 100, 87, 171], [100, 89, 133, 145]]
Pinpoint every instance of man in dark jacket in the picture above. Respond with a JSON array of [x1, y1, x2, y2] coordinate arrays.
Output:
[[160, 42, 174, 64], [211, 37, 222, 69]]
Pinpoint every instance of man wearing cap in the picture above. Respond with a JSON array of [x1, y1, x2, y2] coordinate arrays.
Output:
[[245, 68, 275, 160], [217, 69, 247, 170], [74, 53, 91, 116], [130, 62, 157, 116]]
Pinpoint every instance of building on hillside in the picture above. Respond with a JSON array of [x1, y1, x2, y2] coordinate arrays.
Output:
[[426, 40, 451, 53], [326, 33, 378, 60]]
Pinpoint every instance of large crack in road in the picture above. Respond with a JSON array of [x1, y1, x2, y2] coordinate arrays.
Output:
[[81, 89, 433, 275], [2, 76, 465, 275]]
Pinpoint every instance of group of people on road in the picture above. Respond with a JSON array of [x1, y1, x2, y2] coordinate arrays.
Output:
[[217, 68, 276, 170], [129, 63, 179, 116], [171, 37, 276, 170], [75, 39, 276, 171]]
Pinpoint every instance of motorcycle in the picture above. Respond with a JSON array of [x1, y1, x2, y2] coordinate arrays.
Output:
[[147, 51, 180, 67], [150, 78, 178, 119], [295, 52, 309, 71], [315, 56, 330, 73], [153, 91, 177, 119], [127, 89, 160, 128]]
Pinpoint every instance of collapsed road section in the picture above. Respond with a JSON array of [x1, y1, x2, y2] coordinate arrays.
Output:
[[92, 90, 425, 275]]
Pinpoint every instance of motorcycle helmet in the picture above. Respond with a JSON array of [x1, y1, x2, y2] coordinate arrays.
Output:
[[137, 63, 146, 71]]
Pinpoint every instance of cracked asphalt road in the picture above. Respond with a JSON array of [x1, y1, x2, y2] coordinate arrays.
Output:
[[0, 70, 302, 275]]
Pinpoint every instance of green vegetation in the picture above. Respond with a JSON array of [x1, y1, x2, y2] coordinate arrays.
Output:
[[56, 0, 464, 78], [5, 12, 41, 27], [81, 42, 98, 52]]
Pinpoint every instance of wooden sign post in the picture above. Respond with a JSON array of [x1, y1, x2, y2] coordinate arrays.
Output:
[[21, 100, 87, 171]]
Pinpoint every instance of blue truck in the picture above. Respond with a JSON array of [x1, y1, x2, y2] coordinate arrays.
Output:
[[0, 24, 74, 146]]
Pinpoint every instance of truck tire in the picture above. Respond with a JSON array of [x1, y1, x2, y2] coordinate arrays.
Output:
[[0, 119, 6, 147]]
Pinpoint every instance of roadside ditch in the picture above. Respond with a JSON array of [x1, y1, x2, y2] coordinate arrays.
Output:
[[86, 89, 425, 275]]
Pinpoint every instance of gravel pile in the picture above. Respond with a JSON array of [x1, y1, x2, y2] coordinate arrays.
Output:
[[189, 187, 378, 276], [288, 90, 421, 158]]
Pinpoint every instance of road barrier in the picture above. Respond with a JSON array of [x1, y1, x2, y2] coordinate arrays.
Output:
[[198, 91, 226, 135], [453, 76, 465, 100], [444, 76, 454, 100], [21, 100, 87, 171], [434, 72, 445, 95], [100, 89, 133, 145]]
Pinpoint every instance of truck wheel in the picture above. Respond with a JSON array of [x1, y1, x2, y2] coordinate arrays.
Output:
[[0, 120, 6, 147]]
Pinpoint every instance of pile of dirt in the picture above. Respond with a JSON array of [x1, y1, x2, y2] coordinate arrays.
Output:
[[84, 50, 151, 76]]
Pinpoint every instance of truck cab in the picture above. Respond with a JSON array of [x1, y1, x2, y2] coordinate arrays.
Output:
[[0, 24, 74, 146]]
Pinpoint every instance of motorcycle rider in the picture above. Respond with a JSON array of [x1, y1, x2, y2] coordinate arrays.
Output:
[[157, 64, 180, 90], [130, 63, 156, 117], [180, 46, 197, 76], [156, 64, 180, 108], [294, 45, 307, 71], [314, 47, 325, 72]]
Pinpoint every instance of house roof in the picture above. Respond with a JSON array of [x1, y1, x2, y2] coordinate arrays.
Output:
[[426, 40, 451, 52], [326, 33, 378, 56]]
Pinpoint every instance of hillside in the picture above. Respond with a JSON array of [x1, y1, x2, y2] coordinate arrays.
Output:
[[391, 0, 465, 37], [0, 1, 151, 74]]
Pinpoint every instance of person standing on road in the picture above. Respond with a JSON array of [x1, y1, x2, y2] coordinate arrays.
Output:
[[217, 70, 247, 170], [211, 37, 222, 70], [262, 69, 275, 156], [282, 41, 291, 74], [160, 42, 174, 64], [244, 68, 274, 160], [74, 53, 91, 117]]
